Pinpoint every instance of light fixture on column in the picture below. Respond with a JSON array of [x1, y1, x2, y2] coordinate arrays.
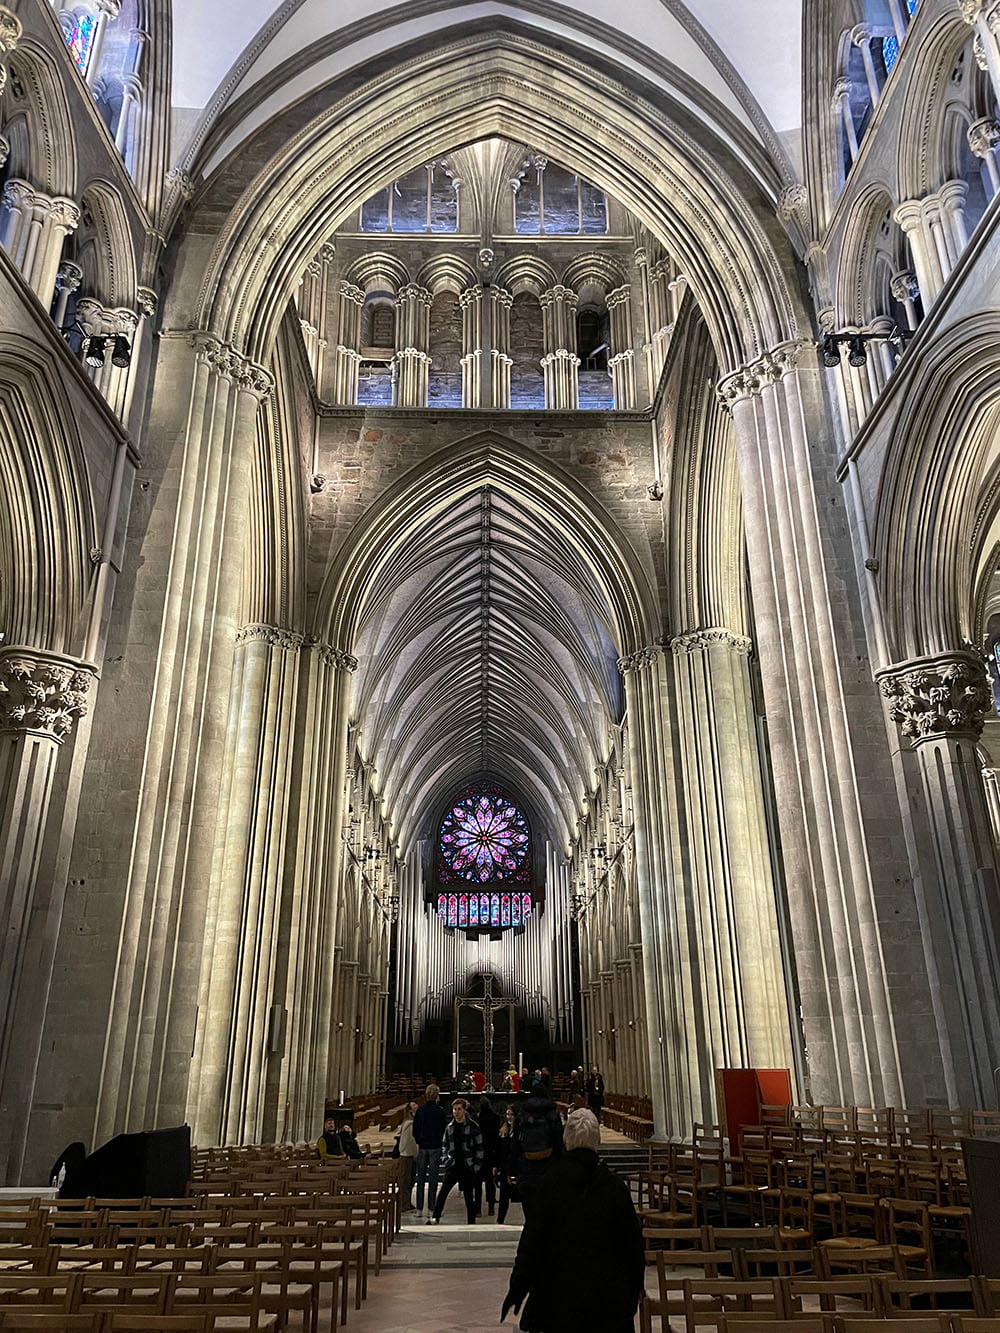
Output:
[[111, 334, 132, 368], [821, 328, 909, 369], [364, 845, 381, 861], [84, 335, 108, 367]]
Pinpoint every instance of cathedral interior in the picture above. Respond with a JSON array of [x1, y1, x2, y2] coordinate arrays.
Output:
[[3, 0, 1000, 1192]]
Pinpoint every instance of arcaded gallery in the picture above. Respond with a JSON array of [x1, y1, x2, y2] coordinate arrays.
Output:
[[2, 0, 1000, 1322]]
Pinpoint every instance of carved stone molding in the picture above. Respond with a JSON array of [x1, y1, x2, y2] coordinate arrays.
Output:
[[890, 270, 920, 304], [165, 167, 195, 202], [968, 116, 1000, 158], [717, 340, 806, 410], [671, 627, 753, 656], [878, 652, 992, 741], [0, 651, 96, 743], [235, 624, 305, 652], [617, 645, 663, 675]]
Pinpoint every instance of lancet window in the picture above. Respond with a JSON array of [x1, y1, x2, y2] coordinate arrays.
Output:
[[513, 158, 608, 235], [360, 161, 458, 233]]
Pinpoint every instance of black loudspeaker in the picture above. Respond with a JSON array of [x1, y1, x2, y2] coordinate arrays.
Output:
[[59, 1124, 191, 1199], [963, 1136, 1000, 1277]]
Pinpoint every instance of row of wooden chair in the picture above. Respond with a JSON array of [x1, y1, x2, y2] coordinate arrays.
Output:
[[640, 1267, 1000, 1333]]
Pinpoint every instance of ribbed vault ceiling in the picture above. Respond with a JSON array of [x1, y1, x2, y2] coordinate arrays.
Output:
[[350, 486, 623, 855]]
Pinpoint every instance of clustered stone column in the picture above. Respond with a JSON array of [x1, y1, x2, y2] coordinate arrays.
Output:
[[393, 283, 432, 407], [0, 181, 80, 308], [332, 280, 364, 405], [960, 0, 1000, 107], [76, 297, 140, 418], [95, 333, 275, 1147], [878, 651, 1000, 1105], [894, 182, 970, 306], [827, 313, 898, 437], [833, 77, 860, 166], [890, 270, 921, 331], [490, 286, 514, 408], [459, 285, 483, 407], [606, 284, 636, 410], [540, 284, 579, 410], [298, 244, 333, 392], [0, 650, 96, 1173]]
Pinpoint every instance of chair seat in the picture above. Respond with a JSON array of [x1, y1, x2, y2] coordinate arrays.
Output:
[[818, 1236, 882, 1250]]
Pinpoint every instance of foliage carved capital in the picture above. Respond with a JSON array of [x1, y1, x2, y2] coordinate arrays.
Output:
[[236, 624, 305, 652], [878, 652, 992, 741], [617, 644, 663, 675], [671, 628, 753, 656], [0, 651, 96, 743]]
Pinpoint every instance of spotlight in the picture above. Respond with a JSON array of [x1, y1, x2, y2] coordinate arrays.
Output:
[[111, 335, 132, 368], [85, 336, 108, 367], [847, 335, 868, 367], [821, 334, 840, 368]]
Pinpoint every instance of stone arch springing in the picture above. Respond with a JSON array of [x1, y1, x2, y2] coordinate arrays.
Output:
[[2, 40, 77, 196]]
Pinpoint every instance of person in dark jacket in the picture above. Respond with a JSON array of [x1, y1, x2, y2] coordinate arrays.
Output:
[[413, 1083, 448, 1215], [514, 1091, 563, 1214], [501, 1109, 644, 1332], [495, 1104, 521, 1224], [430, 1098, 485, 1224], [476, 1094, 502, 1215], [585, 1065, 605, 1121]]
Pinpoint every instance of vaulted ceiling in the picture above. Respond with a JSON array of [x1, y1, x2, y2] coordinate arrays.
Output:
[[349, 485, 624, 854], [170, 0, 805, 183]]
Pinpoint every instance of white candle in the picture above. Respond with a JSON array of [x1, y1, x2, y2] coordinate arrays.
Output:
[[518, 1051, 523, 1073], [452, 1051, 458, 1078], [339, 1089, 344, 1106]]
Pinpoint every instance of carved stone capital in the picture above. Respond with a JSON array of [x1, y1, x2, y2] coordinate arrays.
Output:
[[136, 286, 158, 318], [671, 627, 753, 656], [338, 281, 365, 307], [56, 261, 84, 295], [617, 645, 662, 675], [607, 284, 632, 310], [192, 335, 273, 401], [968, 116, 1000, 159], [166, 167, 195, 202], [778, 183, 808, 222], [319, 242, 336, 266], [878, 652, 992, 741], [541, 285, 578, 309], [0, 650, 96, 742], [396, 283, 432, 308], [0, 8, 22, 56], [235, 624, 305, 652], [394, 347, 433, 365], [459, 286, 482, 309], [890, 270, 920, 303], [0, 134, 8, 170], [309, 640, 358, 672], [717, 341, 803, 409]]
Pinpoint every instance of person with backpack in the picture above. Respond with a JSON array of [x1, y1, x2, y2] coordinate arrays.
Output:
[[514, 1089, 563, 1215]]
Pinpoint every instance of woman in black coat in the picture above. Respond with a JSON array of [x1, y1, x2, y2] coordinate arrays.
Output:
[[501, 1109, 643, 1332], [585, 1065, 605, 1121]]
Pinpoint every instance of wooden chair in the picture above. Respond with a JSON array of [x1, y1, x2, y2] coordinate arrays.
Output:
[[682, 1277, 784, 1332], [877, 1200, 933, 1277], [879, 1276, 977, 1318], [0, 1315, 101, 1331], [718, 1318, 830, 1333], [780, 1275, 881, 1316], [723, 1152, 780, 1226], [836, 1318, 951, 1333], [816, 1245, 907, 1281]]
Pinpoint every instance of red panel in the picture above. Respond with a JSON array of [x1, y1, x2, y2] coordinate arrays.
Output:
[[755, 1068, 793, 1113], [716, 1069, 761, 1154]]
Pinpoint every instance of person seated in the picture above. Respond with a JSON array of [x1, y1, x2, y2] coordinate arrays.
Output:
[[338, 1124, 366, 1159], [317, 1115, 346, 1159]]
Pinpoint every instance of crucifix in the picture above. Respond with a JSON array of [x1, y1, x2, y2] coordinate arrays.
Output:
[[468, 974, 503, 1091]]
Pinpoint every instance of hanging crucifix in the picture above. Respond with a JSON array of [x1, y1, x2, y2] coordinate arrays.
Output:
[[470, 974, 502, 1091]]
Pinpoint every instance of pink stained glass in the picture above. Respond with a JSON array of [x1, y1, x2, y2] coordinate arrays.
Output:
[[458, 894, 469, 927], [448, 894, 458, 928], [469, 894, 479, 926], [501, 894, 511, 927], [437, 895, 446, 918], [481, 893, 490, 922], [439, 792, 529, 883], [490, 895, 500, 927], [68, 14, 96, 72], [511, 895, 521, 928], [522, 892, 533, 917]]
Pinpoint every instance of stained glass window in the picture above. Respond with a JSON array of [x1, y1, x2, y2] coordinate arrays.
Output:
[[439, 791, 529, 883], [436, 892, 534, 930], [66, 13, 97, 73], [882, 35, 899, 73]]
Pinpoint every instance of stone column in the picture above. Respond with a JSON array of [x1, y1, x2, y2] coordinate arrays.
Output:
[[718, 343, 939, 1108], [959, 0, 1000, 108], [113, 72, 143, 157], [185, 624, 304, 1147], [81, 0, 121, 86], [540, 285, 579, 410], [393, 284, 432, 407], [890, 270, 921, 332], [332, 281, 364, 404], [669, 628, 795, 1076], [833, 78, 860, 166], [1, 183, 80, 308], [490, 287, 513, 409], [607, 285, 636, 410], [95, 335, 274, 1145], [878, 652, 1000, 1104], [894, 197, 945, 308], [0, 649, 96, 1182], [460, 286, 482, 408], [851, 26, 882, 104], [76, 298, 140, 419], [277, 640, 356, 1141], [52, 260, 83, 332], [969, 117, 1000, 195]]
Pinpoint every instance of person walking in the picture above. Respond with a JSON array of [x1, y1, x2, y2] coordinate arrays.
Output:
[[585, 1065, 605, 1122], [413, 1084, 448, 1216], [429, 1098, 484, 1225], [476, 1094, 502, 1216], [501, 1109, 644, 1331], [395, 1099, 419, 1210], [514, 1087, 564, 1216]]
